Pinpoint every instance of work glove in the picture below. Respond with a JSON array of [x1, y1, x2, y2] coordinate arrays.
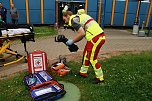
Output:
[[66, 39, 74, 46], [55, 35, 79, 52], [56, 35, 66, 42]]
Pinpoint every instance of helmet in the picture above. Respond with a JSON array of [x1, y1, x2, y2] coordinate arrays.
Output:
[[62, 5, 69, 13]]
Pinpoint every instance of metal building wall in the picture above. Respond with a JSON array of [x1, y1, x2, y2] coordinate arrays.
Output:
[[12, 0, 27, 24], [103, 0, 113, 26], [44, 0, 56, 24], [0, 0, 56, 24], [28, 0, 41, 24], [138, 2, 149, 26], [87, 0, 98, 21], [113, 1, 126, 26], [28, 0, 56, 24], [125, 1, 149, 27], [0, 0, 151, 27], [125, 1, 138, 26], [0, 0, 11, 23], [102, 0, 150, 27]]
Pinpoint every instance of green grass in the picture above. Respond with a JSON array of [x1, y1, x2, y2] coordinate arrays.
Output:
[[34, 26, 57, 37], [0, 51, 152, 101]]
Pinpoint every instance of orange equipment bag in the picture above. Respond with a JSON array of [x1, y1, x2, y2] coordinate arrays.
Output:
[[50, 62, 70, 76]]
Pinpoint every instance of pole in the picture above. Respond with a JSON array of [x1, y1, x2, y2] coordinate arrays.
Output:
[[85, 0, 88, 14], [135, 0, 141, 23], [146, 0, 152, 27], [40, 0, 44, 24], [147, 13, 152, 37], [98, 0, 102, 24], [111, 0, 116, 25], [25, 0, 30, 24], [56, 0, 59, 23], [123, 0, 128, 26]]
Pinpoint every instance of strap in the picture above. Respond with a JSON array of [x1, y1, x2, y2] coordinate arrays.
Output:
[[84, 18, 94, 27]]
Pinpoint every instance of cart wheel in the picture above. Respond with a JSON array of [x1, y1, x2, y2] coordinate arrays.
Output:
[[24, 58, 27, 63], [0, 59, 5, 62], [16, 54, 20, 59], [16, 55, 19, 59]]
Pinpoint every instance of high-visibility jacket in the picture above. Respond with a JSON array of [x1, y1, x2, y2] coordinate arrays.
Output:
[[68, 14, 104, 41]]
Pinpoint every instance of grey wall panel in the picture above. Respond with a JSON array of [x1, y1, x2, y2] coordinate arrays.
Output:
[[88, 0, 98, 21], [88, 11, 97, 21], [104, 13, 112, 26], [113, 13, 124, 26], [29, 0, 41, 24], [126, 14, 135, 26], [13, 0, 26, 24], [44, 10, 55, 24], [44, 0, 55, 24]]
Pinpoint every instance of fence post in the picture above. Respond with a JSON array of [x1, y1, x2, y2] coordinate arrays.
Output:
[[123, 0, 128, 26], [147, 13, 152, 37], [25, 0, 30, 24], [111, 0, 116, 26]]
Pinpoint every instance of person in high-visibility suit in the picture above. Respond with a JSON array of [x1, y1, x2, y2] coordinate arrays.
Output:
[[62, 11, 106, 84]]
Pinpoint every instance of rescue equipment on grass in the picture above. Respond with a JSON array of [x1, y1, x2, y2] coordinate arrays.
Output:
[[24, 71, 66, 101], [51, 62, 70, 76], [50, 55, 70, 76]]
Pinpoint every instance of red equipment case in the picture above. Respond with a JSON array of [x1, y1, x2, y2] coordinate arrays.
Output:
[[28, 50, 48, 74]]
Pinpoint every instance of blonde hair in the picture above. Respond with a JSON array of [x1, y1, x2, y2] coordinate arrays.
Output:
[[63, 11, 73, 17]]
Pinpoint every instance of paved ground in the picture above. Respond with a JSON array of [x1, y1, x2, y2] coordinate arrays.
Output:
[[0, 29, 152, 78]]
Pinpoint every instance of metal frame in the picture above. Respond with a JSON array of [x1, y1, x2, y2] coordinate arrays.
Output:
[[55, 0, 87, 24]]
